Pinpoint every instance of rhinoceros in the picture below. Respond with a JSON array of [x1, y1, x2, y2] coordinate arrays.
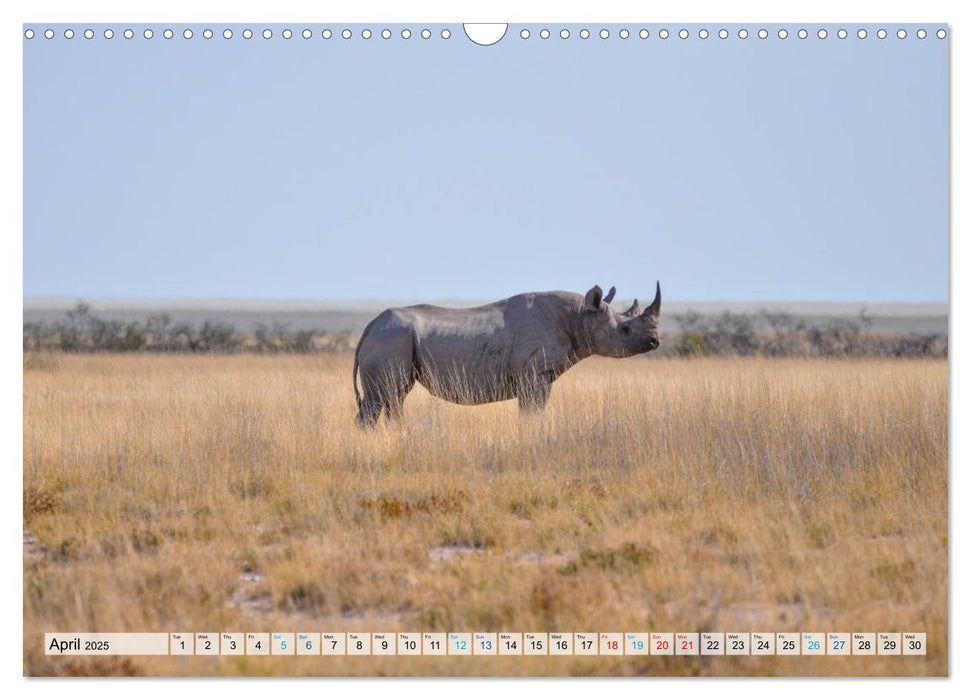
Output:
[[352, 283, 661, 426]]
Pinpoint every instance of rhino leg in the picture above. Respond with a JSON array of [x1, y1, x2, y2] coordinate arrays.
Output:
[[356, 326, 417, 427], [358, 364, 415, 426], [517, 371, 553, 414], [356, 394, 383, 428], [382, 364, 415, 422]]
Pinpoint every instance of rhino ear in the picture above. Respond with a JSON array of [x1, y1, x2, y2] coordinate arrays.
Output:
[[584, 285, 603, 311], [602, 286, 616, 305]]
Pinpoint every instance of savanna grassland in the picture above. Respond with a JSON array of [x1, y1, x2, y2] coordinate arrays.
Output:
[[23, 353, 947, 676]]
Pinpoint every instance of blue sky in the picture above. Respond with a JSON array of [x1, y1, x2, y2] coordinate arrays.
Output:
[[23, 24, 948, 302]]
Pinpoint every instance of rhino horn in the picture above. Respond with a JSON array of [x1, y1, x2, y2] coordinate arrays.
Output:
[[623, 299, 640, 316], [602, 286, 616, 305], [643, 281, 661, 316]]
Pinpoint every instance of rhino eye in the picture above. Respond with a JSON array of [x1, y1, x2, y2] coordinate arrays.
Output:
[[621, 325, 631, 335]]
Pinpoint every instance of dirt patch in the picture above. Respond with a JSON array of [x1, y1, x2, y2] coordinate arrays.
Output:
[[428, 544, 485, 562], [23, 530, 47, 562], [428, 544, 573, 568], [225, 572, 273, 615]]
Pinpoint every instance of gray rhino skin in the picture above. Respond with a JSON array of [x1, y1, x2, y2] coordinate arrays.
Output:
[[352, 283, 661, 426]]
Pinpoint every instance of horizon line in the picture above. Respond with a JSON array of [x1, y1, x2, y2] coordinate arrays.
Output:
[[22, 294, 949, 308]]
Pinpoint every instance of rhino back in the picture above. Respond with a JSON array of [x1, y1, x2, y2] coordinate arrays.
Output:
[[395, 293, 580, 384]]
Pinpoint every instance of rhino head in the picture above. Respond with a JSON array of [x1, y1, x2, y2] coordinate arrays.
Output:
[[580, 282, 661, 358]]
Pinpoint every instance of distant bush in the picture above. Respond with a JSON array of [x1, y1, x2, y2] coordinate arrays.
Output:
[[25, 302, 148, 353], [665, 308, 946, 359], [674, 332, 710, 357], [254, 323, 317, 354], [23, 303, 355, 355]]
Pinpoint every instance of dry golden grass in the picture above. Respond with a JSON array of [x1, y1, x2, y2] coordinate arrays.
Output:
[[23, 353, 947, 676]]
